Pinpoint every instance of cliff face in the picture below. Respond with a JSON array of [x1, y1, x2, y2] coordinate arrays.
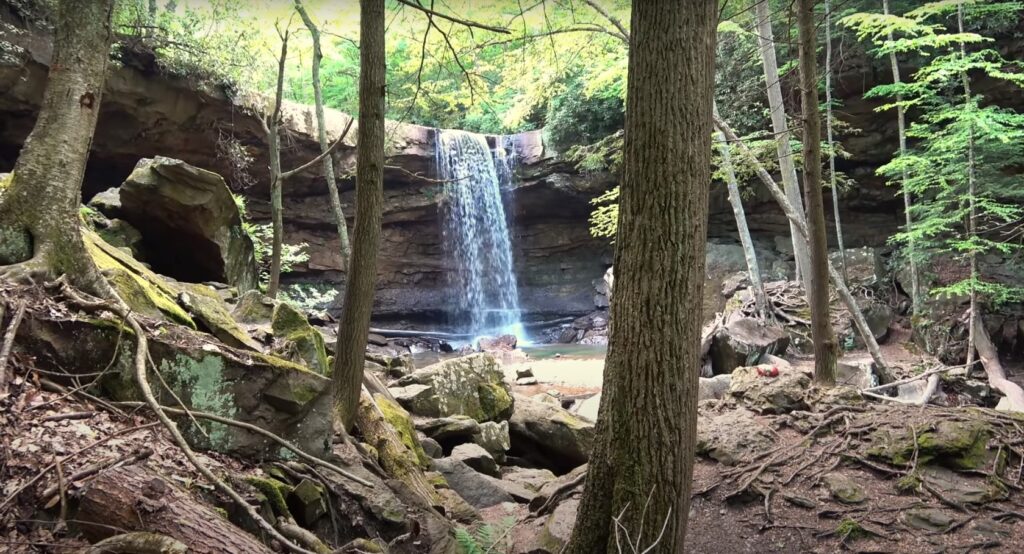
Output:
[[0, 9, 911, 329]]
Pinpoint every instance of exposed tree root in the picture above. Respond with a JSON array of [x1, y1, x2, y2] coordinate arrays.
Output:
[[0, 299, 25, 394], [972, 315, 1024, 413]]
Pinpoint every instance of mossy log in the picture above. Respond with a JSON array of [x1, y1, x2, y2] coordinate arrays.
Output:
[[77, 465, 272, 553]]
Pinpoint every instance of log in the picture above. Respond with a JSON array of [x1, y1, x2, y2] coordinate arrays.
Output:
[[77, 465, 272, 554], [972, 315, 1024, 413], [86, 532, 187, 554]]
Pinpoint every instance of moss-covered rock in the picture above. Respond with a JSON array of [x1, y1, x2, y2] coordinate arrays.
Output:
[[393, 353, 512, 422], [245, 476, 293, 518], [232, 289, 276, 324], [271, 303, 330, 375], [867, 419, 992, 470], [176, 282, 261, 351], [821, 473, 867, 504], [287, 478, 327, 526], [375, 394, 431, 468]]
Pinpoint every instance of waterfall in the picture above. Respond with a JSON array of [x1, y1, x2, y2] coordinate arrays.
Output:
[[436, 130, 526, 340]]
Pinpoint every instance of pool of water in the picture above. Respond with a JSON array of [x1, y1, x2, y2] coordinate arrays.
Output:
[[520, 344, 608, 360]]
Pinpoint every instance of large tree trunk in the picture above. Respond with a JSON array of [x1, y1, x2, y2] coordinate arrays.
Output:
[[824, 0, 847, 283], [754, 0, 811, 291], [295, 0, 352, 272], [0, 0, 114, 293], [714, 115, 894, 382], [266, 29, 289, 298], [713, 102, 769, 318], [797, 0, 838, 384], [563, 1, 717, 552], [77, 465, 272, 554], [333, 0, 386, 430]]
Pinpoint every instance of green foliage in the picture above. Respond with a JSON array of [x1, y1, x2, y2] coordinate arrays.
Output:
[[455, 518, 515, 554], [844, 1, 1024, 309], [233, 194, 310, 290], [279, 283, 338, 312], [544, 71, 625, 153]]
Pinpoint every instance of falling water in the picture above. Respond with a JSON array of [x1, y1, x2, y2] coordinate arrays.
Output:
[[436, 130, 526, 340]]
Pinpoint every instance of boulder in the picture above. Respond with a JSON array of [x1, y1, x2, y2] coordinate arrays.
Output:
[[87, 187, 123, 215], [830, 247, 883, 286], [19, 309, 332, 459], [835, 359, 876, 390], [866, 419, 992, 470], [176, 282, 262, 352], [477, 334, 517, 353], [415, 415, 482, 445], [508, 393, 595, 472], [116, 157, 258, 291], [710, 318, 789, 374], [431, 458, 513, 509], [696, 407, 776, 465], [472, 421, 511, 462], [270, 303, 330, 375], [573, 394, 600, 422], [394, 354, 513, 422], [501, 467, 556, 492], [728, 364, 811, 414], [231, 290, 276, 325], [821, 473, 867, 504], [451, 444, 500, 477], [419, 436, 444, 459], [698, 374, 732, 402]]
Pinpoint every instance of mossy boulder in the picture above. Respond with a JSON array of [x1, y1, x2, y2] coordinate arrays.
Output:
[[18, 306, 332, 459], [271, 303, 330, 375], [393, 354, 513, 422], [867, 419, 992, 470], [508, 393, 594, 472], [729, 364, 812, 414], [232, 289, 276, 324], [821, 473, 867, 504], [375, 394, 431, 468], [177, 282, 261, 351], [116, 157, 258, 291]]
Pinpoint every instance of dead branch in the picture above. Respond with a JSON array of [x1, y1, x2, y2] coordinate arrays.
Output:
[[39, 447, 154, 505], [0, 300, 26, 394], [396, 0, 511, 34], [280, 117, 353, 180]]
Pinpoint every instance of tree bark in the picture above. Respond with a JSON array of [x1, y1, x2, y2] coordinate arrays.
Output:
[[713, 102, 769, 318], [824, 0, 848, 283], [563, 1, 717, 552], [797, 0, 838, 385], [958, 2, 979, 372], [971, 314, 1024, 412], [714, 115, 894, 382], [295, 0, 352, 272], [77, 465, 272, 554], [0, 0, 115, 293], [883, 0, 921, 332], [265, 27, 289, 299], [754, 0, 811, 291], [333, 0, 386, 430]]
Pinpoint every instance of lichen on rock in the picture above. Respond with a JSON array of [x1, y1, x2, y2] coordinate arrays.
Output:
[[271, 302, 330, 375]]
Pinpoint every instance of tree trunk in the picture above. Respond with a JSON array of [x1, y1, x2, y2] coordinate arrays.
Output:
[[713, 102, 769, 318], [824, 0, 847, 283], [266, 29, 289, 299], [797, 0, 838, 385], [0, 0, 114, 293], [971, 314, 1024, 412], [333, 0, 386, 430], [295, 0, 352, 272], [754, 0, 811, 291], [714, 115, 894, 382], [883, 0, 921, 333], [77, 465, 272, 554], [563, 1, 717, 552], [958, 2, 979, 372]]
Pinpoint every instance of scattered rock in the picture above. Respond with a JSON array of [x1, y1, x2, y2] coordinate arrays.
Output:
[[904, 508, 955, 532], [419, 435, 443, 459], [696, 408, 775, 465], [920, 466, 1005, 505], [508, 394, 595, 472], [477, 334, 517, 352], [516, 368, 534, 379], [451, 444, 500, 477], [501, 467, 556, 492], [867, 419, 992, 470], [472, 421, 511, 462], [728, 365, 811, 414], [835, 359, 876, 390], [573, 394, 600, 422], [394, 354, 513, 422], [231, 290, 276, 325], [288, 478, 327, 526], [415, 415, 482, 445], [431, 458, 513, 509], [821, 473, 867, 504], [271, 303, 330, 375], [710, 318, 790, 374], [516, 377, 539, 386], [698, 374, 732, 402]]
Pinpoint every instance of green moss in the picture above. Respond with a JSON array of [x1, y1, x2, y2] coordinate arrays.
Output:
[[477, 382, 514, 421], [232, 290, 275, 323], [375, 394, 430, 468], [214, 507, 229, 519], [866, 420, 992, 470], [271, 303, 330, 375], [85, 231, 195, 328], [426, 472, 449, 488], [896, 473, 922, 493], [836, 518, 867, 541], [272, 303, 310, 336], [245, 476, 293, 518]]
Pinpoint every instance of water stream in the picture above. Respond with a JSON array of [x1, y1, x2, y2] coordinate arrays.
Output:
[[436, 130, 526, 341]]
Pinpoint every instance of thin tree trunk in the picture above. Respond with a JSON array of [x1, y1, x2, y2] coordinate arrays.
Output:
[[883, 0, 921, 333], [564, 1, 717, 552], [754, 0, 811, 291], [333, 0, 386, 430], [824, 0, 847, 283], [958, 2, 978, 372], [266, 29, 288, 298], [714, 115, 893, 382], [0, 0, 115, 294], [797, 0, 838, 385], [295, 0, 352, 272], [713, 102, 769, 318]]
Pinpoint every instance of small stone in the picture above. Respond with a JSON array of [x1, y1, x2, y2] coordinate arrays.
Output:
[[821, 473, 867, 504], [420, 435, 443, 459], [451, 443, 500, 477], [287, 478, 327, 526], [516, 377, 539, 386], [904, 508, 955, 532], [472, 421, 511, 461], [516, 368, 535, 379]]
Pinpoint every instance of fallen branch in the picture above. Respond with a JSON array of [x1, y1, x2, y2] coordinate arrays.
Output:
[[972, 314, 1024, 413], [39, 447, 154, 505], [40, 411, 95, 422], [112, 401, 372, 487], [0, 300, 26, 394], [85, 532, 187, 554]]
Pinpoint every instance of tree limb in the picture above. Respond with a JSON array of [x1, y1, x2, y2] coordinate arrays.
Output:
[[395, 0, 511, 34], [280, 117, 354, 180]]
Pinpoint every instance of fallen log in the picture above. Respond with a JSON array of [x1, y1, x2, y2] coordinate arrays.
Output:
[[77, 465, 272, 554]]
